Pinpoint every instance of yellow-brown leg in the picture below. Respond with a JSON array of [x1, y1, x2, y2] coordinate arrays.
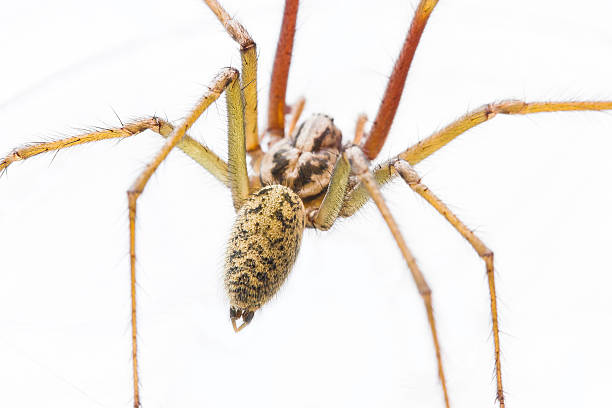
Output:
[[342, 99, 612, 218], [0, 118, 229, 185], [401, 99, 612, 165], [127, 68, 241, 407], [344, 145, 451, 408], [309, 154, 350, 230], [204, 0, 259, 154], [353, 113, 368, 145], [286, 96, 306, 137], [393, 159, 503, 407]]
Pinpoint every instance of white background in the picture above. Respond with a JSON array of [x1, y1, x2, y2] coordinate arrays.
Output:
[[1, 1, 612, 407]]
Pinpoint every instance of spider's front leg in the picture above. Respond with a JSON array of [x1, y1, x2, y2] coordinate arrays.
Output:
[[0, 118, 229, 184], [126, 67, 247, 407], [343, 145, 451, 408], [204, 0, 259, 155]]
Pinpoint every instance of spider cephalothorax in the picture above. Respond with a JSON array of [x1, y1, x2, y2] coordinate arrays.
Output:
[[260, 114, 343, 199]]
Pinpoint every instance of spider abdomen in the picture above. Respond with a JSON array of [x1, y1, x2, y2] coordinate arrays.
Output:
[[225, 185, 305, 321]]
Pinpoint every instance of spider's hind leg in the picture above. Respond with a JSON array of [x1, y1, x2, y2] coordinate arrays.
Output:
[[393, 159, 503, 407], [343, 145, 451, 408]]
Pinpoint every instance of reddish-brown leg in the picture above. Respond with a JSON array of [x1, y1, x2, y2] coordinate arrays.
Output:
[[361, 0, 438, 160], [266, 0, 299, 143]]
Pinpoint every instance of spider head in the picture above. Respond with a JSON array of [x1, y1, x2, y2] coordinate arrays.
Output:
[[260, 114, 342, 199]]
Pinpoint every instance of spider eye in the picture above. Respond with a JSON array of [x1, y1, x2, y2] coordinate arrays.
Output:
[[225, 185, 305, 326]]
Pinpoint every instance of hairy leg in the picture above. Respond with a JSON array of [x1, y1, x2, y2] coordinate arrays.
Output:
[[394, 159, 503, 407], [309, 154, 351, 230], [0, 118, 228, 185], [266, 0, 300, 142], [286, 96, 306, 137], [204, 0, 259, 153], [361, 0, 438, 160], [343, 144, 451, 408], [401, 100, 612, 165], [342, 99, 612, 217], [353, 113, 368, 145], [127, 68, 242, 407]]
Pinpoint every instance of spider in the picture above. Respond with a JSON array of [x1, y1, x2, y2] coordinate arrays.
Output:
[[1, 0, 612, 408]]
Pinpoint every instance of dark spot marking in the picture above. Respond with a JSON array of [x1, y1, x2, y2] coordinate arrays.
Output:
[[270, 149, 291, 181], [292, 159, 329, 191], [247, 204, 263, 214], [282, 191, 296, 207], [274, 208, 291, 230], [255, 271, 269, 283], [243, 311, 255, 323], [229, 249, 244, 262], [260, 256, 277, 271], [312, 127, 330, 152], [237, 273, 250, 285], [291, 122, 306, 146], [255, 186, 273, 196]]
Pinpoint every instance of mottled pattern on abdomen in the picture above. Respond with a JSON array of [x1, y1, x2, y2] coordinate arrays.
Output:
[[225, 185, 305, 312]]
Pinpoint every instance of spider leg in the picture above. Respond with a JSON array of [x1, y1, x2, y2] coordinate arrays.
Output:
[[341, 99, 612, 217], [393, 159, 504, 407], [361, 0, 438, 160], [353, 113, 368, 145], [400, 100, 612, 165], [127, 68, 243, 407], [286, 96, 306, 137], [309, 154, 351, 230], [225, 70, 250, 210], [0, 118, 228, 185], [266, 0, 299, 142], [343, 144, 451, 408], [204, 0, 259, 154], [250, 95, 305, 176]]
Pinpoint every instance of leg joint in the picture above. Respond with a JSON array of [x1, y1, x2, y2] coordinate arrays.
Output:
[[487, 99, 527, 117], [393, 159, 421, 186], [482, 249, 494, 261], [344, 144, 371, 176], [418, 283, 432, 297], [127, 189, 141, 204]]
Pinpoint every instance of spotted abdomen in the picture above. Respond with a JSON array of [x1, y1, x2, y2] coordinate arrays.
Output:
[[225, 185, 305, 318]]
